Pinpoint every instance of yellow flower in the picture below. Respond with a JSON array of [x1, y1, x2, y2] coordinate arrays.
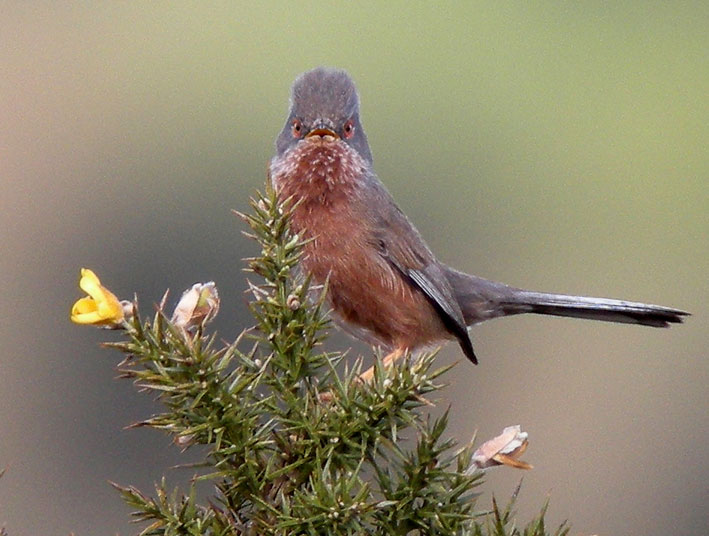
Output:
[[70, 268, 125, 326]]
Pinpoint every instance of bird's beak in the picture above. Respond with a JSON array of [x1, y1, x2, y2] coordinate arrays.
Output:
[[305, 128, 340, 140]]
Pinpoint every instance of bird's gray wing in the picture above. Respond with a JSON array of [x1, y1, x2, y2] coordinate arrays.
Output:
[[369, 198, 478, 364]]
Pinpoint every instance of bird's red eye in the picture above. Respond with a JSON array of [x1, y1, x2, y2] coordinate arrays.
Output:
[[292, 119, 303, 138], [343, 119, 355, 139]]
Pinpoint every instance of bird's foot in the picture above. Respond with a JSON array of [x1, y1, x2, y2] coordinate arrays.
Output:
[[316, 347, 407, 404]]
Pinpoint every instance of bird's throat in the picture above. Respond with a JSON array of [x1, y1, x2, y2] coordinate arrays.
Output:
[[270, 139, 367, 208]]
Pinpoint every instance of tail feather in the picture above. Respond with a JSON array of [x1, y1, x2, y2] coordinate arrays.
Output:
[[443, 267, 689, 328], [503, 290, 688, 328]]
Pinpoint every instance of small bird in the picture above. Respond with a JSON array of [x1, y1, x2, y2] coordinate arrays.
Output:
[[269, 67, 688, 380]]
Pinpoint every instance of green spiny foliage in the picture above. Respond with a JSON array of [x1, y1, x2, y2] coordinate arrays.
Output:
[[104, 185, 569, 535]]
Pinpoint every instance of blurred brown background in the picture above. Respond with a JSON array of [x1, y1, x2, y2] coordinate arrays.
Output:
[[1, 3, 706, 535]]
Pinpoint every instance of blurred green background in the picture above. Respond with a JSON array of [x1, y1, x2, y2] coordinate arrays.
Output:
[[1, 3, 707, 535]]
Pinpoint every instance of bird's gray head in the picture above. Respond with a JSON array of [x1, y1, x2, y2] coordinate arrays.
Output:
[[275, 67, 372, 163]]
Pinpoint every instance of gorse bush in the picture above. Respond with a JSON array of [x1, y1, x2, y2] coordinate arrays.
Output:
[[71, 187, 568, 536]]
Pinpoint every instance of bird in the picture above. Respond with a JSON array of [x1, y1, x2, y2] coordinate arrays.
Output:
[[269, 67, 688, 381]]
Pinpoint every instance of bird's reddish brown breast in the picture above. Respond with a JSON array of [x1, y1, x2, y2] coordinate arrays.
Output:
[[269, 139, 445, 349], [270, 138, 372, 281]]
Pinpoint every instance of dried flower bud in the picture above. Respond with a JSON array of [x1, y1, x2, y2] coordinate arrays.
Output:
[[470, 425, 532, 471], [286, 294, 301, 310], [174, 433, 196, 448], [171, 282, 220, 331], [120, 300, 135, 322]]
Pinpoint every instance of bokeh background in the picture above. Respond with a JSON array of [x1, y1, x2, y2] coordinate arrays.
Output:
[[1, 3, 707, 535]]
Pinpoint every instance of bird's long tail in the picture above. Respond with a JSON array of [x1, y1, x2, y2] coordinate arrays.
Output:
[[499, 289, 687, 327], [443, 267, 689, 328]]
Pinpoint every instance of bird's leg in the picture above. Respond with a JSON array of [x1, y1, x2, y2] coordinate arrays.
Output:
[[357, 347, 406, 384]]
